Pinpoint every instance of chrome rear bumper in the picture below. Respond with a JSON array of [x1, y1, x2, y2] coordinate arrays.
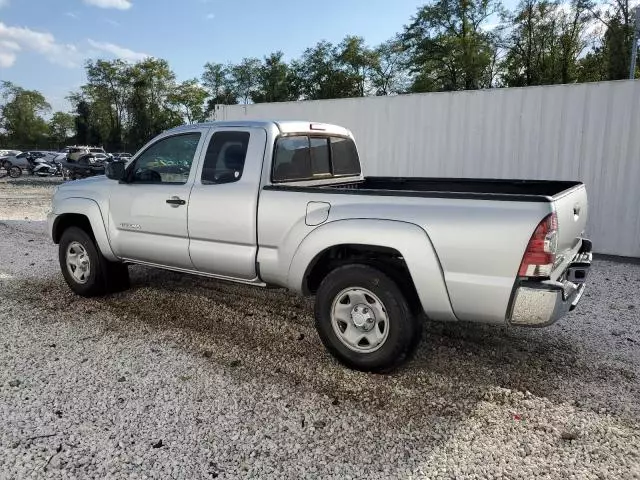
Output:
[[509, 239, 592, 327]]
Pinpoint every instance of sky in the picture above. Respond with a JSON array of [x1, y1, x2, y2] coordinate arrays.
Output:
[[0, 0, 441, 112]]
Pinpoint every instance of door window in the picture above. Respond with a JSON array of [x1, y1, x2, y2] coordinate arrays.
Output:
[[201, 131, 250, 184], [128, 133, 201, 184]]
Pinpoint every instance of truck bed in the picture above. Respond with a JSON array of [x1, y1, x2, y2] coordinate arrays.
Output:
[[328, 177, 583, 202], [266, 177, 583, 202]]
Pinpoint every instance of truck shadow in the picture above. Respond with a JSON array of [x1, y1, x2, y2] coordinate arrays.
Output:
[[6, 262, 639, 426]]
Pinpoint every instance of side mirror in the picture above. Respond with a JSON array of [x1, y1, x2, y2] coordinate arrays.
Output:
[[105, 161, 126, 181]]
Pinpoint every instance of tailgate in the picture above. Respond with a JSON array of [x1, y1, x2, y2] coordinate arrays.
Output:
[[552, 184, 588, 275]]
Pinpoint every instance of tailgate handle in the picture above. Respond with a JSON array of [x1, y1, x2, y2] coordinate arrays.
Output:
[[573, 204, 581, 219]]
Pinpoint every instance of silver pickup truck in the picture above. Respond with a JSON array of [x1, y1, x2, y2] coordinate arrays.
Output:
[[48, 120, 592, 371]]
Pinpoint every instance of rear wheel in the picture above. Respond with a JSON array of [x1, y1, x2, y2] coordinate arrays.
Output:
[[9, 166, 22, 178], [314, 264, 420, 372], [59, 226, 129, 297]]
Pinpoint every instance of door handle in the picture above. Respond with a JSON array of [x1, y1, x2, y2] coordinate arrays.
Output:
[[166, 196, 186, 207]]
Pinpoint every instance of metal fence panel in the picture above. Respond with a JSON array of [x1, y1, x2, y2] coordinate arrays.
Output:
[[217, 80, 640, 257]]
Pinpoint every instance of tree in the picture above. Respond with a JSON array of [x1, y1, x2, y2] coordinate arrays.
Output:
[[202, 62, 238, 113], [230, 57, 261, 104], [402, 0, 503, 91], [84, 59, 131, 149], [124, 58, 182, 149], [500, 0, 591, 87], [0, 81, 51, 146], [169, 79, 208, 123], [588, 0, 638, 78], [370, 38, 411, 95], [49, 112, 75, 148], [577, 47, 609, 81], [294, 40, 361, 99], [337, 36, 377, 96], [251, 52, 300, 103]]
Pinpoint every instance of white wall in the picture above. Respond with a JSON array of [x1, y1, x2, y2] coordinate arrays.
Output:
[[217, 80, 640, 257]]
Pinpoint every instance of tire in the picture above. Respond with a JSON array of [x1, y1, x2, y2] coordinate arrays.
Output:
[[9, 166, 22, 178], [314, 264, 420, 372], [59, 226, 130, 297]]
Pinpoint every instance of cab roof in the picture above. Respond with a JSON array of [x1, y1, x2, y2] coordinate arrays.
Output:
[[167, 120, 352, 137]]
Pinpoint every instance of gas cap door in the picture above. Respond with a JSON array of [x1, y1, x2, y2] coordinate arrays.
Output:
[[305, 201, 331, 226]]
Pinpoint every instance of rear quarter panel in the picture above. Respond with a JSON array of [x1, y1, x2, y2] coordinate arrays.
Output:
[[258, 188, 552, 324]]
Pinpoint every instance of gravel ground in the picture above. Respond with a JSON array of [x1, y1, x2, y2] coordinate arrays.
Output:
[[1, 176, 639, 479], [0, 176, 62, 221]]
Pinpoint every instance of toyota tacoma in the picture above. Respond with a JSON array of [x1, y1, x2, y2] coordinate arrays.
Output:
[[48, 121, 592, 371]]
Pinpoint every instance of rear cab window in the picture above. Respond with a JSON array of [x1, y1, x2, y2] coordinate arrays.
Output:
[[272, 135, 360, 183]]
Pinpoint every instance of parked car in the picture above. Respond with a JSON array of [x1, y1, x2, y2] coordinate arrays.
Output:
[[63, 153, 108, 180], [0, 149, 21, 158], [65, 146, 105, 162], [67, 147, 90, 162], [48, 121, 592, 372], [3, 151, 54, 170], [111, 152, 133, 162], [0, 162, 23, 178]]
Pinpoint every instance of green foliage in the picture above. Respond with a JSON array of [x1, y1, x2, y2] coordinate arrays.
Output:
[[0, 81, 51, 146], [402, 0, 503, 91], [294, 40, 362, 100], [169, 79, 208, 124], [49, 112, 75, 148], [64, 58, 186, 151], [251, 52, 301, 103], [582, 0, 638, 80], [338, 36, 378, 96], [201, 62, 238, 116], [127, 58, 182, 147], [230, 58, 261, 104], [500, 0, 592, 86], [370, 38, 411, 95]]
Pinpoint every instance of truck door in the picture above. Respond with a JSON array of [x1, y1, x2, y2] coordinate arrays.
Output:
[[108, 131, 205, 269], [188, 127, 267, 280]]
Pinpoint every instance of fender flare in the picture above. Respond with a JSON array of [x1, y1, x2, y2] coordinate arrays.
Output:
[[287, 219, 457, 322], [51, 197, 118, 262]]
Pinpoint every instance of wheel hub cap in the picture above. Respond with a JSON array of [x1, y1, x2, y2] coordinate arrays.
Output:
[[66, 241, 91, 284], [330, 287, 389, 353], [351, 305, 375, 331]]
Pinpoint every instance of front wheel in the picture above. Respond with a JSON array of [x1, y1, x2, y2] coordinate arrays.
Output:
[[314, 264, 421, 372], [59, 226, 129, 297], [9, 166, 22, 178]]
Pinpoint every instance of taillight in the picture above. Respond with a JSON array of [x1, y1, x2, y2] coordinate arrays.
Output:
[[518, 213, 558, 278]]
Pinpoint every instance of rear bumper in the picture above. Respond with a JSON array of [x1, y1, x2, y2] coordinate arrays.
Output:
[[509, 239, 592, 327]]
